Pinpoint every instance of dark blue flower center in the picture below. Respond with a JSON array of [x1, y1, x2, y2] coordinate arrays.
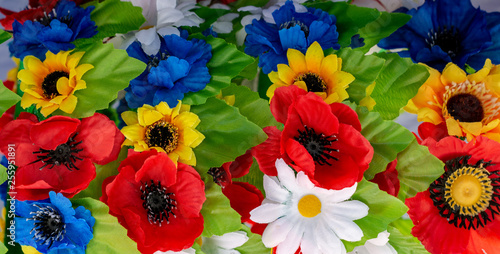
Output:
[[147, 52, 170, 71], [36, 8, 73, 27], [294, 125, 338, 165], [280, 18, 309, 37], [446, 94, 484, 122], [145, 120, 179, 153], [140, 180, 177, 226], [31, 133, 83, 171], [28, 204, 66, 248], [426, 26, 461, 58], [42, 71, 68, 99], [295, 72, 327, 92]]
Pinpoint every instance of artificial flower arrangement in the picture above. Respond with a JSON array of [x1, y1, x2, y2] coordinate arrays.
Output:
[[0, 0, 499, 253]]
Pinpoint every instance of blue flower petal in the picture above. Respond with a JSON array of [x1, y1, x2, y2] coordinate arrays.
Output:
[[468, 12, 500, 69], [148, 66, 174, 89], [163, 35, 193, 60], [162, 56, 191, 82], [259, 50, 288, 74], [307, 20, 339, 50], [178, 61, 211, 92], [279, 26, 307, 52], [153, 86, 185, 108], [49, 192, 76, 223], [9, 20, 47, 59]]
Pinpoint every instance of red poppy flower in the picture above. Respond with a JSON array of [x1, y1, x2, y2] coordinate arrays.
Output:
[[0, 0, 91, 31], [406, 136, 500, 254], [370, 159, 400, 197], [101, 150, 205, 253], [208, 150, 264, 222], [252, 85, 373, 190], [0, 113, 123, 200], [418, 122, 449, 142]]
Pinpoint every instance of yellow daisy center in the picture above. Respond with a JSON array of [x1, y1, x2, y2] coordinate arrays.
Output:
[[298, 194, 322, 218], [145, 120, 179, 153], [41, 71, 68, 99], [295, 72, 327, 93], [442, 81, 500, 124], [444, 166, 493, 217]]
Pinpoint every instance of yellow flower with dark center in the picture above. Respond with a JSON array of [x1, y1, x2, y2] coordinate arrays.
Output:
[[121, 101, 205, 166], [17, 51, 93, 117], [266, 41, 355, 103], [405, 59, 500, 142]]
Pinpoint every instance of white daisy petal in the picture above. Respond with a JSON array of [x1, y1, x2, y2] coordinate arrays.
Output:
[[326, 183, 358, 203], [263, 175, 289, 203], [136, 28, 162, 55], [210, 231, 249, 249], [296, 171, 315, 190], [275, 159, 299, 191], [326, 215, 364, 242], [275, 220, 304, 254], [328, 200, 369, 220], [262, 216, 295, 247], [300, 229, 321, 254], [250, 203, 286, 224], [315, 223, 343, 254]]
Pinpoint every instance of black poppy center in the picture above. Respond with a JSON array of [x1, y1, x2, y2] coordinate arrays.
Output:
[[295, 72, 327, 93], [208, 167, 230, 187], [280, 18, 309, 37], [426, 25, 461, 58], [29, 204, 66, 248], [140, 180, 177, 226], [446, 93, 484, 122], [41, 71, 69, 99], [31, 133, 83, 171], [294, 125, 338, 166], [145, 120, 179, 153], [429, 156, 500, 230]]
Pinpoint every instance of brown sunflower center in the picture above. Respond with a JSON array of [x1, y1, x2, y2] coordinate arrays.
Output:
[[295, 72, 326, 93], [42, 71, 69, 99], [446, 94, 484, 122], [140, 180, 177, 226], [294, 125, 338, 166], [145, 120, 179, 153], [30, 133, 83, 171], [429, 155, 500, 230], [426, 25, 461, 58]]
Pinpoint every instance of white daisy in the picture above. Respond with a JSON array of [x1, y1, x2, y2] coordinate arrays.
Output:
[[201, 231, 249, 254], [250, 159, 369, 254], [349, 231, 397, 254]]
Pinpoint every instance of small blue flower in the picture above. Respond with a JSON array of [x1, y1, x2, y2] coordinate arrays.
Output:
[[9, 0, 97, 59], [378, 0, 500, 71], [15, 191, 95, 254], [125, 33, 212, 108], [244, 0, 340, 74]]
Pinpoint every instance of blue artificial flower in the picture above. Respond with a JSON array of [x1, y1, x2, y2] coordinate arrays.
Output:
[[125, 33, 212, 108], [244, 0, 340, 74], [378, 0, 500, 71], [9, 0, 97, 59], [14, 191, 95, 254]]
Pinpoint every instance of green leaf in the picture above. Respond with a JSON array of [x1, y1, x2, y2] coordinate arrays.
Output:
[[344, 179, 408, 252], [201, 180, 242, 237], [191, 97, 267, 173], [257, 69, 273, 99], [73, 147, 128, 200], [0, 164, 7, 185], [0, 242, 6, 254], [233, 0, 269, 9], [357, 12, 411, 53], [235, 225, 270, 254], [0, 81, 20, 115], [353, 104, 415, 179], [0, 30, 11, 45], [71, 198, 139, 254], [74, 0, 145, 48], [221, 84, 279, 128], [388, 225, 429, 254], [370, 52, 430, 120], [396, 139, 444, 201], [191, 6, 231, 33], [54, 43, 146, 118], [337, 48, 385, 104], [183, 36, 254, 105], [305, 2, 381, 47]]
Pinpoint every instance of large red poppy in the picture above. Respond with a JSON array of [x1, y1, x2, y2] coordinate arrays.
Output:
[[252, 85, 373, 190], [0, 113, 123, 200], [406, 136, 500, 254], [101, 150, 205, 254]]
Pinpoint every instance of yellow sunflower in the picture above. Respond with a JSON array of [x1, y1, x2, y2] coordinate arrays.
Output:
[[17, 50, 93, 117], [405, 59, 500, 142], [121, 101, 205, 166], [266, 41, 355, 103]]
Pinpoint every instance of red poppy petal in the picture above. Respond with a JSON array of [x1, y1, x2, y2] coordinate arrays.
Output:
[[173, 163, 205, 218], [284, 138, 315, 177], [30, 116, 80, 150], [329, 103, 362, 131], [406, 192, 470, 254], [271, 85, 307, 124], [312, 153, 359, 190], [100, 175, 117, 206], [369, 159, 400, 197], [464, 220, 500, 254], [0, 119, 38, 166], [119, 150, 158, 172], [222, 181, 264, 221], [252, 126, 283, 176], [466, 136, 500, 166], [16, 112, 39, 122], [229, 149, 253, 178], [423, 136, 467, 162], [135, 153, 177, 187], [76, 113, 124, 164], [335, 124, 373, 180], [418, 122, 449, 142]]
